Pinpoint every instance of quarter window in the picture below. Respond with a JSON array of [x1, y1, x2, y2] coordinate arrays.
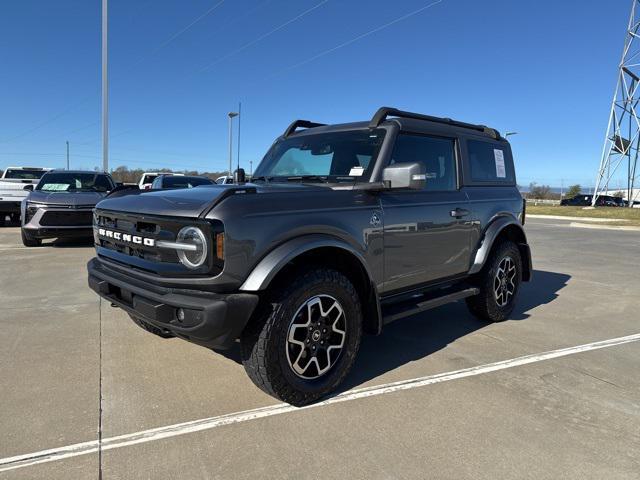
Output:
[[389, 134, 457, 191], [467, 140, 515, 183]]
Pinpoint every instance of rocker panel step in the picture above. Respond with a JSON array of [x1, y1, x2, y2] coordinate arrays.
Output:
[[382, 287, 479, 325]]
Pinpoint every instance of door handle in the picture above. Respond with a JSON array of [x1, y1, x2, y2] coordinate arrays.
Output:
[[450, 208, 470, 218]]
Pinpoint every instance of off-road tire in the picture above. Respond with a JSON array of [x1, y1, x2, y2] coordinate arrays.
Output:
[[128, 313, 175, 338], [21, 228, 42, 247], [240, 268, 362, 406], [466, 240, 522, 322]]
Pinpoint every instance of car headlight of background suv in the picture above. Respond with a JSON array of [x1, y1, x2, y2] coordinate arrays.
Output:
[[25, 202, 47, 223]]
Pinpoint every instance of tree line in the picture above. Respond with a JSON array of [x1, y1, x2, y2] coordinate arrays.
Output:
[[523, 183, 626, 200]]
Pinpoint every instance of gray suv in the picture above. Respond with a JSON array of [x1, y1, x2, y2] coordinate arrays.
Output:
[[22, 170, 116, 246], [87, 107, 532, 405]]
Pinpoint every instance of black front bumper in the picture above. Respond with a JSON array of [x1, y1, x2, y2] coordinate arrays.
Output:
[[26, 227, 93, 239], [87, 258, 259, 349], [0, 201, 21, 214]]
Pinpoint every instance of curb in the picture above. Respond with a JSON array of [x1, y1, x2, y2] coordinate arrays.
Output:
[[569, 222, 640, 232], [527, 214, 629, 223]]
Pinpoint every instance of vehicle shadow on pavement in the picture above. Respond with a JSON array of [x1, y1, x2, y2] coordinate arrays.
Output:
[[340, 269, 570, 392], [218, 270, 570, 393], [48, 237, 94, 248], [510, 270, 570, 320]]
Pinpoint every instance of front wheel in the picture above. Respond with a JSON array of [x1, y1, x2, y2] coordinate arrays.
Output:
[[466, 240, 522, 322], [21, 228, 42, 247], [240, 268, 362, 406]]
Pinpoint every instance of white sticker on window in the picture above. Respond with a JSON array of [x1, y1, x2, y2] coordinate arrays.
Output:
[[349, 166, 365, 176], [494, 149, 506, 178], [41, 183, 70, 191]]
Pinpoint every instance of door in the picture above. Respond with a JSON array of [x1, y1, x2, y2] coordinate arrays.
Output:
[[381, 133, 473, 293]]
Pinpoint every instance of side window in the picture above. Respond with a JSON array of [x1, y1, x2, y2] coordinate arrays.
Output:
[[151, 177, 162, 189], [390, 134, 457, 191], [94, 175, 113, 191], [467, 140, 515, 183]]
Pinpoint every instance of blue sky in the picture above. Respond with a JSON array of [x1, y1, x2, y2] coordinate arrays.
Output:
[[0, 0, 631, 188]]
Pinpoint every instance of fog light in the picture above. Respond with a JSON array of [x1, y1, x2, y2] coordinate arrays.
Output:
[[176, 308, 185, 322]]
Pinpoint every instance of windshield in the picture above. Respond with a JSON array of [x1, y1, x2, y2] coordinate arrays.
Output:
[[141, 174, 158, 184], [163, 176, 213, 188], [253, 129, 386, 182], [36, 173, 113, 192], [4, 168, 47, 179]]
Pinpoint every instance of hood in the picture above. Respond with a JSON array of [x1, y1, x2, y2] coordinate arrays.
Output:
[[95, 183, 328, 218], [28, 190, 108, 206]]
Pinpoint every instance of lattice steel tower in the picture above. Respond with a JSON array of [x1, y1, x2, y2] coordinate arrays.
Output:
[[593, 0, 640, 206]]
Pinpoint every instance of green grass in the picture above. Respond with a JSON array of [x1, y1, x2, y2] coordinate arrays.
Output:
[[527, 205, 640, 226]]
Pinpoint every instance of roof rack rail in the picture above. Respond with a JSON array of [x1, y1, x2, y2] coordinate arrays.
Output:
[[283, 120, 326, 137], [368, 107, 501, 140]]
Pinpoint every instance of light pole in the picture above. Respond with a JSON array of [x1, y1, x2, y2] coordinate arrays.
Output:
[[102, 0, 108, 173], [236, 102, 241, 172], [249, 160, 253, 177], [228, 111, 239, 177], [66, 141, 69, 170]]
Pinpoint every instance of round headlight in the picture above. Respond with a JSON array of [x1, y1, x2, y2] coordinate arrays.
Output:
[[176, 226, 208, 268]]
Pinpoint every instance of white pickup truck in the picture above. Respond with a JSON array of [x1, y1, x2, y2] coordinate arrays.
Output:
[[138, 172, 183, 190], [0, 167, 51, 224]]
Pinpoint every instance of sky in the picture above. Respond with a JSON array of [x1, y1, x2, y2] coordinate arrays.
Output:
[[0, 0, 632, 188]]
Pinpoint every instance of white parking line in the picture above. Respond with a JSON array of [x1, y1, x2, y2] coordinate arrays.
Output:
[[1, 332, 639, 473]]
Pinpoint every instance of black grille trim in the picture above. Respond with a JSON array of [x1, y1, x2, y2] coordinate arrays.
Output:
[[41, 210, 93, 226]]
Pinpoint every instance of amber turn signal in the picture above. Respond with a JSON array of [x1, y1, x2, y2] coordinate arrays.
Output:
[[216, 232, 225, 260]]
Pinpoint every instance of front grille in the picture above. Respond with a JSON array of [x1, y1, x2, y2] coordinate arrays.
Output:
[[40, 210, 93, 226], [95, 211, 169, 263], [94, 209, 223, 276]]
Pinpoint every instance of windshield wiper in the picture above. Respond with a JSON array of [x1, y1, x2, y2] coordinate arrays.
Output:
[[251, 175, 273, 183], [284, 175, 329, 183]]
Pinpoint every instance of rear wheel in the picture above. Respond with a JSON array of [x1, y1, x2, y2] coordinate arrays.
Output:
[[466, 240, 522, 322], [240, 268, 362, 406], [21, 228, 42, 247]]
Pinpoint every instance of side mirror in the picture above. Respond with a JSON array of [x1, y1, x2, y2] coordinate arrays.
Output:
[[234, 168, 246, 184], [23, 184, 34, 192], [382, 162, 426, 190]]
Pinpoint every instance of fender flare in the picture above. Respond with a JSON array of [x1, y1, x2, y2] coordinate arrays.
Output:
[[468, 215, 532, 280], [240, 234, 383, 335], [240, 234, 374, 291]]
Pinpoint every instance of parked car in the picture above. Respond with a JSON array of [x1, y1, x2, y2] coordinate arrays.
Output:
[[21, 170, 116, 246], [560, 194, 624, 207], [215, 175, 234, 185], [87, 107, 532, 405], [560, 194, 592, 206], [138, 172, 183, 190], [0, 167, 51, 224], [150, 175, 214, 190]]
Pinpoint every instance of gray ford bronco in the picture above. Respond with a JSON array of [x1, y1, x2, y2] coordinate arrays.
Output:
[[88, 107, 532, 405]]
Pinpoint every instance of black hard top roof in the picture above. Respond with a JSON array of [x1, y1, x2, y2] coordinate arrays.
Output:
[[283, 107, 505, 142]]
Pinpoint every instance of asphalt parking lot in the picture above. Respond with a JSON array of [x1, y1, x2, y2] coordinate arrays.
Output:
[[1, 217, 639, 479]]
